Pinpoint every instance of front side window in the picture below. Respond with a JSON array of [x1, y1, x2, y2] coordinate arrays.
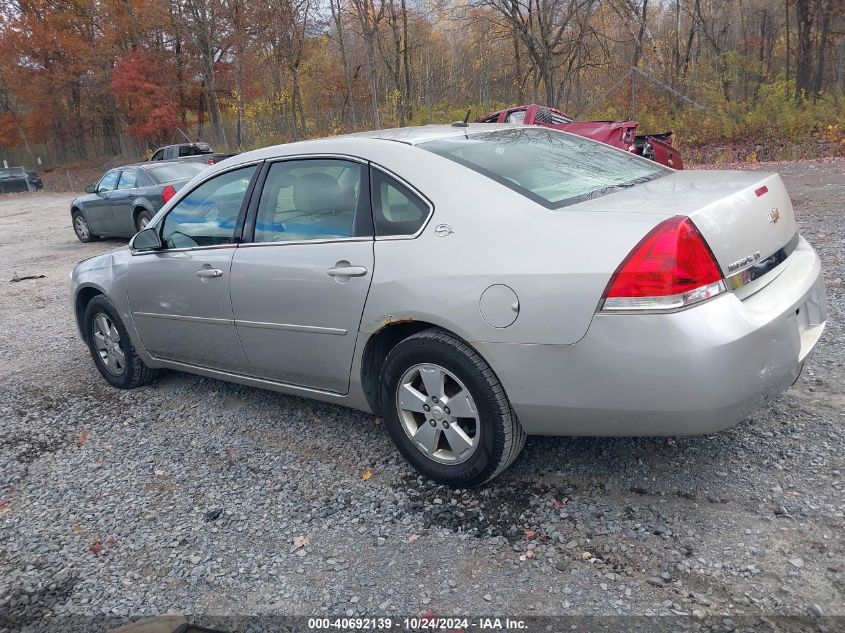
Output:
[[253, 159, 365, 243], [97, 170, 120, 192], [161, 165, 256, 249], [150, 149, 164, 161], [420, 127, 669, 210], [117, 169, 137, 190], [372, 170, 429, 236]]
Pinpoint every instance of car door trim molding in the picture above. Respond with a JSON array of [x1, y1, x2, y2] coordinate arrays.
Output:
[[234, 319, 347, 336], [133, 313, 350, 335], [131, 244, 239, 257], [237, 236, 373, 248], [132, 311, 233, 326]]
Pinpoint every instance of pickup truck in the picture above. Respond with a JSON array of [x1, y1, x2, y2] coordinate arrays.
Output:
[[147, 142, 236, 165], [475, 104, 683, 169]]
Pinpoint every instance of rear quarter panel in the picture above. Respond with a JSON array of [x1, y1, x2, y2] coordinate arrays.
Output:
[[354, 142, 670, 346]]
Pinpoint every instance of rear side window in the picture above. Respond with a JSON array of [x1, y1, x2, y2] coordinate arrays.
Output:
[[372, 170, 429, 237], [161, 165, 256, 249], [253, 159, 367, 243], [420, 127, 668, 210]]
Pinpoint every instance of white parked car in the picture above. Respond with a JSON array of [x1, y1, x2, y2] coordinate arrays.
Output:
[[70, 125, 827, 485]]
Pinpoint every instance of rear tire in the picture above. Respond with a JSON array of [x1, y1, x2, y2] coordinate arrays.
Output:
[[72, 211, 99, 243], [135, 209, 153, 231], [84, 295, 159, 389], [379, 329, 526, 486]]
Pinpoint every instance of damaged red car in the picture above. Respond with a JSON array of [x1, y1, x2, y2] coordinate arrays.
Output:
[[475, 104, 683, 169]]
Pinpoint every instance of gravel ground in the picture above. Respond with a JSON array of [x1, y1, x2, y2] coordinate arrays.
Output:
[[0, 160, 843, 632]]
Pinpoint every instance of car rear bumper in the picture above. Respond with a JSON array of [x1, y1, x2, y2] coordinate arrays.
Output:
[[476, 236, 827, 436]]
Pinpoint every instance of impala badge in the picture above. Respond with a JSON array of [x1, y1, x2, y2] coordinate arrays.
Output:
[[768, 208, 781, 223], [728, 251, 762, 272]]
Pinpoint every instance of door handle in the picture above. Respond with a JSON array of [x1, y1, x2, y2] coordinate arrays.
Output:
[[195, 268, 224, 279], [327, 265, 368, 278]]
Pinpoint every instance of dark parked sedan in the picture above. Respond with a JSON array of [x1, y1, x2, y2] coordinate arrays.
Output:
[[71, 161, 210, 242], [0, 166, 43, 193]]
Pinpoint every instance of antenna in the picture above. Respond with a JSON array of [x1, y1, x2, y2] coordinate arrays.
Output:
[[451, 108, 472, 128]]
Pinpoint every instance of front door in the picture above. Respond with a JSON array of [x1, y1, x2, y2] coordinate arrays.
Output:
[[108, 167, 140, 234], [86, 169, 120, 233], [127, 164, 259, 372], [230, 158, 374, 393]]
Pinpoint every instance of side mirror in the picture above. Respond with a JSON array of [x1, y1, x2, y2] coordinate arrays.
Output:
[[84, 184, 96, 194], [130, 227, 162, 251]]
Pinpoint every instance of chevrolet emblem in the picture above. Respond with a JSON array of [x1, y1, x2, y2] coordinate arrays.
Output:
[[768, 208, 781, 223]]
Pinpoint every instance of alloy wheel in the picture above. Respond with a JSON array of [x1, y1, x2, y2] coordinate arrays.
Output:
[[395, 363, 480, 464], [74, 215, 90, 240], [92, 313, 125, 375]]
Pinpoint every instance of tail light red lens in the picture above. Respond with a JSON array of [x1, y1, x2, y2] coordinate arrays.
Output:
[[601, 216, 726, 311], [161, 184, 177, 204], [206, 158, 216, 165]]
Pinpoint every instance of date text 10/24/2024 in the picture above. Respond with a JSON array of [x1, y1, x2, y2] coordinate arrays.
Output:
[[307, 617, 528, 630]]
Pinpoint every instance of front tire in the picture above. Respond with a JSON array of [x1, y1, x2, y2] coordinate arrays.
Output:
[[72, 211, 99, 243], [379, 329, 526, 486], [84, 295, 158, 389]]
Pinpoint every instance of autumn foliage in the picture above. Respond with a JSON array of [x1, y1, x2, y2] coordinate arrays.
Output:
[[109, 50, 182, 142], [0, 0, 842, 167]]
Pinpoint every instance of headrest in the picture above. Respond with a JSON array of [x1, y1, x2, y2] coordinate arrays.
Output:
[[293, 173, 343, 213]]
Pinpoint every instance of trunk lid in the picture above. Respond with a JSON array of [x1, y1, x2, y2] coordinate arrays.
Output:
[[571, 169, 798, 278]]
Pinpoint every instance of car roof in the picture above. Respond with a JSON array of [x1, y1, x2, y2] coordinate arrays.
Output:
[[106, 160, 191, 170], [337, 123, 523, 145], [220, 123, 528, 168]]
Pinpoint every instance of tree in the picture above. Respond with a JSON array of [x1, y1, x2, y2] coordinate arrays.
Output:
[[474, 0, 597, 105], [349, 0, 386, 128], [181, 0, 228, 144], [109, 50, 182, 142]]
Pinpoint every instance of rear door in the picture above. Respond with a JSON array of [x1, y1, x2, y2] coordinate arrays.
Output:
[[229, 157, 374, 393], [127, 164, 259, 372]]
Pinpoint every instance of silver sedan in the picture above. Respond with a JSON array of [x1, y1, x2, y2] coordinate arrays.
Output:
[[70, 125, 827, 485]]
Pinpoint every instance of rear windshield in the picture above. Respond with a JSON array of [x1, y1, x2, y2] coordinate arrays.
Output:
[[178, 143, 212, 157], [145, 162, 208, 184], [419, 128, 669, 209]]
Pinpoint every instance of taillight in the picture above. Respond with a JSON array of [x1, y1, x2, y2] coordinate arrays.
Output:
[[206, 158, 215, 165], [600, 216, 726, 311], [161, 184, 176, 204]]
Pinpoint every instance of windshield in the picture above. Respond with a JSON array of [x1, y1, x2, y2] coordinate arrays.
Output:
[[420, 127, 669, 209], [145, 162, 208, 184]]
